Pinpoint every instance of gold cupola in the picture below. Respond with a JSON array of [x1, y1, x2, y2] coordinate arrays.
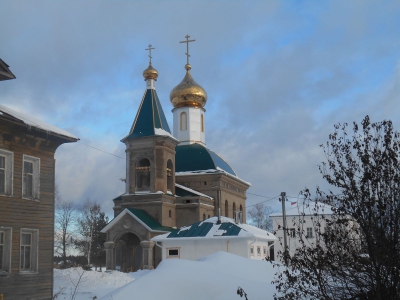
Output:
[[143, 63, 158, 80], [170, 35, 207, 109], [170, 64, 207, 108]]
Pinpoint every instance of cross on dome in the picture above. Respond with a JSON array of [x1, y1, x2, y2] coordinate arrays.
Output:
[[145, 44, 155, 64], [179, 35, 195, 65]]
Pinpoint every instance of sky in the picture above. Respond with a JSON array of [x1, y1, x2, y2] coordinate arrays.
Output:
[[1, 0, 400, 218]]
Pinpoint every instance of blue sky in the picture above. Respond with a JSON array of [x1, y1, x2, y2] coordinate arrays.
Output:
[[1, 0, 400, 216]]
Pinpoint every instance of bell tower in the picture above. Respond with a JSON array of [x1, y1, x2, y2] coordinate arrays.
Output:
[[121, 45, 178, 195]]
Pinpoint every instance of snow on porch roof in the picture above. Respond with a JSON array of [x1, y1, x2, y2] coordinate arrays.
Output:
[[0, 104, 78, 140], [101, 208, 174, 234], [152, 217, 277, 241]]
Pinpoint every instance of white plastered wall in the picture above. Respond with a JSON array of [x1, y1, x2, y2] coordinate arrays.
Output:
[[173, 107, 205, 145]]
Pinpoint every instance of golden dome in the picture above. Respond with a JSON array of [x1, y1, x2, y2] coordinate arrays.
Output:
[[143, 63, 158, 80], [170, 64, 207, 109]]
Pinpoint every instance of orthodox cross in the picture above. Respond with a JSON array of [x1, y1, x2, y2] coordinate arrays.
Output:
[[180, 35, 195, 64], [145, 44, 155, 64]]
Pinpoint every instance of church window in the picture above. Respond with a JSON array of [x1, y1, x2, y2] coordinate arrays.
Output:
[[203, 213, 206, 220], [169, 210, 172, 218], [167, 160, 173, 192], [240, 205, 243, 212], [167, 248, 180, 258], [250, 246, 254, 256], [136, 158, 150, 191], [180, 112, 187, 131], [204, 181, 207, 186], [257, 246, 261, 256], [208, 215, 210, 218], [201, 114, 204, 132], [225, 200, 229, 217], [232, 203, 236, 219]]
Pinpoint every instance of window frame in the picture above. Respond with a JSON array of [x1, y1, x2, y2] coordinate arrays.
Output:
[[19, 228, 39, 274], [0, 149, 13, 197], [257, 246, 261, 256], [290, 228, 296, 238], [250, 246, 254, 256], [306, 227, 313, 238], [180, 112, 187, 131], [0, 227, 12, 275], [166, 247, 180, 259], [22, 155, 40, 201]]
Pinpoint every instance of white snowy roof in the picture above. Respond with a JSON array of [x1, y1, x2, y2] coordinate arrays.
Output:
[[269, 201, 334, 217], [175, 183, 213, 199], [152, 216, 277, 241], [175, 169, 251, 186], [0, 104, 78, 140]]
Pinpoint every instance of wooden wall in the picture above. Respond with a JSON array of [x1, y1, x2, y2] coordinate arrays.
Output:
[[0, 119, 72, 300]]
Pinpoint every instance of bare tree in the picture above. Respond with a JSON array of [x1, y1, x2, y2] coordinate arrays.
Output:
[[54, 192, 77, 265], [273, 116, 400, 300], [248, 203, 274, 231]]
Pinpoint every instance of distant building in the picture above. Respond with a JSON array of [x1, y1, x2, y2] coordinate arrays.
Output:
[[0, 61, 78, 299], [101, 42, 251, 271], [269, 201, 333, 259], [152, 216, 277, 261]]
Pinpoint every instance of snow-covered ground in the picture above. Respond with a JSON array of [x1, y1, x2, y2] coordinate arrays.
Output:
[[54, 252, 280, 300]]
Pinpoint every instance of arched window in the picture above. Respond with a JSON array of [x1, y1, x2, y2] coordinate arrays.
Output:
[[203, 213, 206, 220], [225, 200, 229, 217], [169, 210, 172, 218], [180, 112, 187, 131], [167, 160, 173, 192], [233, 203, 236, 219], [136, 158, 150, 191], [201, 114, 204, 132]]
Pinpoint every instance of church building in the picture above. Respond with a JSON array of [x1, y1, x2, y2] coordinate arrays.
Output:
[[102, 38, 251, 271]]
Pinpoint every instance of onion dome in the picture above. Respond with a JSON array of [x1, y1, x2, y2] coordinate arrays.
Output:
[[170, 64, 207, 109], [143, 63, 158, 80]]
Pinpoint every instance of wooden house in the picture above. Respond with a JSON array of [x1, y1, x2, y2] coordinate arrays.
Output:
[[0, 63, 78, 300]]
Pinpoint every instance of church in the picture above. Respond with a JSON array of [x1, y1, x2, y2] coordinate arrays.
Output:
[[101, 37, 251, 271]]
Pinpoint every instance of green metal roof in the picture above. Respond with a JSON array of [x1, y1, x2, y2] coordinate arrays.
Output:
[[167, 220, 242, 238], [175, 143, 237, 176], [127, 208, 174, 232], [123, 89, 171, 140]]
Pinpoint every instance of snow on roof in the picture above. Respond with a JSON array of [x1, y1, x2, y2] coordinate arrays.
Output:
[[269, 201, 334, 217], [0, 104, 78, 140], [152, 216, 276, 241], [175, 169, 251, 186], [175, 183, 213, 199], [154, 128, 178, 141]]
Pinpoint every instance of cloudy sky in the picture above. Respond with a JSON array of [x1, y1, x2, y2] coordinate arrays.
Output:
[[1, 1, 400, 217]]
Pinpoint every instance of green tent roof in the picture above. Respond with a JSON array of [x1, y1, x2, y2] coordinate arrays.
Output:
[[123, 89, 171, 141], [167, 220, 242, 238], [175, 143, 237, 176], [126, 208, 174, 232]]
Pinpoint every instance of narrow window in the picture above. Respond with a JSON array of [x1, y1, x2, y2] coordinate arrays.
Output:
[[0, 150, 13, 196], [263, 247, 267, 256], [257, 246, 261, 256], [136, 158, 150, 191], [0, 227, 11, 274], [23, 155, 40, 200], [180, 112, 187, 131], [232, 203, 236, 219], [167, 160, 173, 192], [201, 114, 204, 132], [20, 233, 31, 271], [169, 210, 172, 218], [225, 200, 229, 217], [203, 213, 206, 220], [250, 246, 254, 256], [20, 229, 38, 273], [306, 228, 313, 238], [208, 215, 210, 218], [290, 228, 296, 238]]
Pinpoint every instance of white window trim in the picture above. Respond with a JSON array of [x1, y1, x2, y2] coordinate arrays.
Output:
[[0, 149, 13, 197], [19, 228, 39, 274], [22, 155, 40, 201], [166, 247, 180, 259], [0, 227, 12, 276]]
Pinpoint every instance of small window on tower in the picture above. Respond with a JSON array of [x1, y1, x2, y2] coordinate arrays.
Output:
[[201, 114, 204, 132], [180, 112, 187, 131]]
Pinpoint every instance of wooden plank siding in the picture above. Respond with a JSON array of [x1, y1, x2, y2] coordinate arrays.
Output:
[[0, 118, 76, 300]]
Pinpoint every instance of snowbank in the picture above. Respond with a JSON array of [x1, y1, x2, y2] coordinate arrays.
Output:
[[100, 252, 280, 300], [53, 267, 149, 300]]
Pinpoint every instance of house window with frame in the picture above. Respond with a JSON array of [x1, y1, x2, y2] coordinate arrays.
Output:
[[0, 149, 13, 196], [167, 248, 180, 258], [20, 229, 38, 273], [0, 227, 12, 275], [290, 228, 296, 238], [22, 155, 40, 200], [250, 246, 254, 256], [306, 227, 313, 238], [257, 246, 261, 256]]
